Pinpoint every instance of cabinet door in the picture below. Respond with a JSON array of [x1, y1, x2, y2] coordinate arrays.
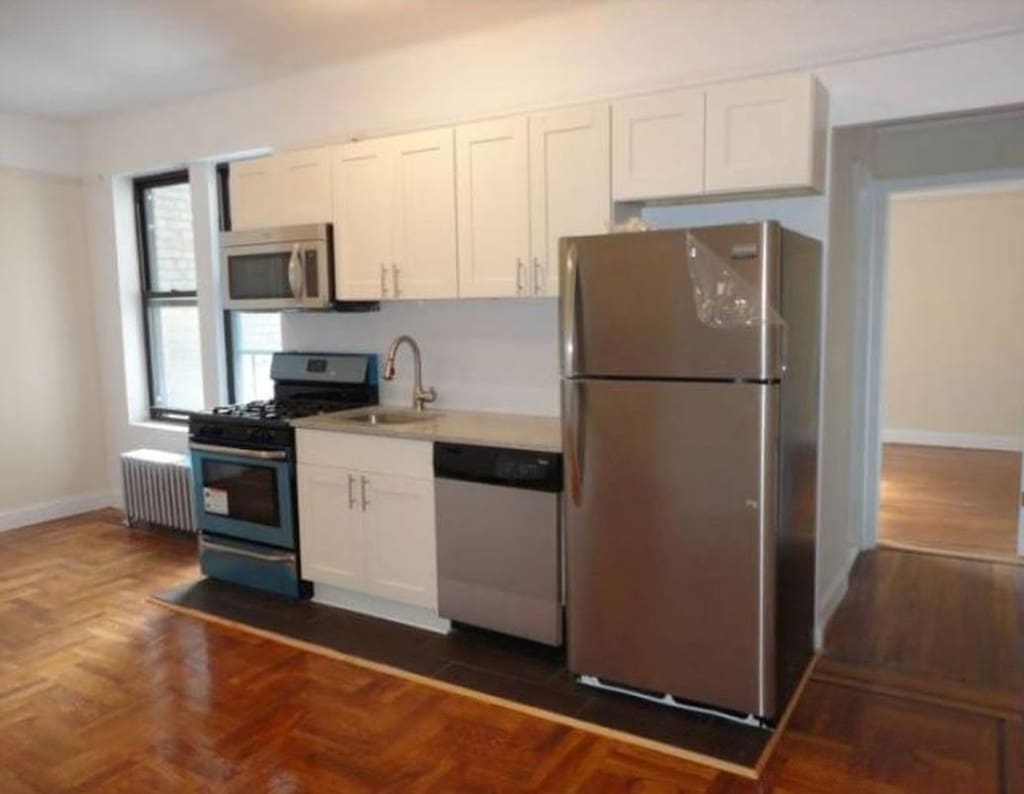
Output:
[[392, 128, 458, 299], [229, 156, 276, 231], [274, 147, 333, 225], [456, 116, 530, 298], [529, 104, 611, 297], [705, 73, 824, 194], [297, 464, 364, 590], [332, 140, 393, 299], [363, 473, 437, 609], [612, 88, 705, 201]]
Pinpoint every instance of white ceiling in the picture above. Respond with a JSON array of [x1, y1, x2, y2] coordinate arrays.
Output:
[[0, 0, 594, 120], [4, 1, 1024, 122]]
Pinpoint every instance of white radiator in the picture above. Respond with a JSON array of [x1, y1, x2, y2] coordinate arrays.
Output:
[[120, 449, 197, 533]]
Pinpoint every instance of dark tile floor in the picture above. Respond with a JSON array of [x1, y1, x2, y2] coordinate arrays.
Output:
[[153, 578, 773, 770]]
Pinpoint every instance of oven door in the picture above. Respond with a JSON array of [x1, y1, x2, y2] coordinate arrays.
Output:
[[190, 444, 296, 548], [222, 240, 330, 311]]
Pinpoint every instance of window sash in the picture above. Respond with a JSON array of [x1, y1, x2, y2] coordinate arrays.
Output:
[[135, 170, 201, 420], [225, 311, 282, 404]]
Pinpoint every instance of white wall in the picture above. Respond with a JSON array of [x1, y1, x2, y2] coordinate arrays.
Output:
[[0, 111, 80, 176], [73, 3, 1024, 638], [0, 112, 104, 528], [285, 300, 559, 415], [883, 185, 1024, 450], [0, 167, 110, 529]]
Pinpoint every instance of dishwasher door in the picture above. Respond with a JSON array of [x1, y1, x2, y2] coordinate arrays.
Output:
[[435, 478, 562, 645]]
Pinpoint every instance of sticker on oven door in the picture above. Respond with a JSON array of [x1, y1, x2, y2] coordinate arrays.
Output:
[[203, 487, 229, 515]]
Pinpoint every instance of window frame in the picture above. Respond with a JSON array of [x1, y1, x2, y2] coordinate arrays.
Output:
[[133, 169, 200, 422]]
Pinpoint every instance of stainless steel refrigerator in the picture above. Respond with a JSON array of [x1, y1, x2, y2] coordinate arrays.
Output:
[[560, 222, 820, 721]]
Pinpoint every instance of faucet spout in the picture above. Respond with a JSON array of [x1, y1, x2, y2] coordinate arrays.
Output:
[[383, 335, 437, 412]]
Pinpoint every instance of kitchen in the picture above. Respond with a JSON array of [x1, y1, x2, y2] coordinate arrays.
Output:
[[4, 2, 1024, 791], [178, 64, 823, 763]]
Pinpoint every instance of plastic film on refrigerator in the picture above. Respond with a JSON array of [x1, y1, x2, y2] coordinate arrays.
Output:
[[685, 232, 785, 330]]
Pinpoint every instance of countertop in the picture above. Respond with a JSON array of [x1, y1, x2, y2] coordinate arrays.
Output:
[[292, 407, 562, 453]]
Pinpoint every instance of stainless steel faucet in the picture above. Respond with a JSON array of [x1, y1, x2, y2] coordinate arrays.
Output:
[[383, 335, 437, 411]]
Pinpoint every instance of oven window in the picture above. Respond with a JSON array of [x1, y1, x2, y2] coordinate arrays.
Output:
[[201, 460, 281, 527], [228, 252, 294, 299]]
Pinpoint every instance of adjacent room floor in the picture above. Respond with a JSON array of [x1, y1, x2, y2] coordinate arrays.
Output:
[[2, 510, 1022, 792], [879, 443, 1022, 561]]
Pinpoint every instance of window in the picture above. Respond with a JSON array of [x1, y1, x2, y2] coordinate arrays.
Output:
[[134, 171, 204, 420], [227, 312, 282, 403]]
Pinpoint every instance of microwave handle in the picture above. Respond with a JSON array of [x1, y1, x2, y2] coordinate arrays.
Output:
[[288, 243, 304, 298]]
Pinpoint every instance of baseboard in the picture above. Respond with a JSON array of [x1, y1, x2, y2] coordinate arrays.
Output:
[[813, 546, 860, 649], [883, 429, 1021, 451], [0, 491, 115, 533], [313, 584, 451, 635]]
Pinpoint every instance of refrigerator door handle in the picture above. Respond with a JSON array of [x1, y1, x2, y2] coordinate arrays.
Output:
[[561, 243, 580, 376], [564, 380, 585, 505]]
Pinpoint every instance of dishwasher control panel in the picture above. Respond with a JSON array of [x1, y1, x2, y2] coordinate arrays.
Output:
[[434, 443, 562, 492]]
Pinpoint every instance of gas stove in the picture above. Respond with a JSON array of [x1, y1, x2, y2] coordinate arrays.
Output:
[[188, 352, 378, 599], [189, 352, 379, 448], [210, 399, 348, 423]]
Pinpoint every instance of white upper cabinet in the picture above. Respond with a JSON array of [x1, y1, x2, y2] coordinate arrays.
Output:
[[456, 116, 531, 298], [229, 147, 333, 231], [391, 128, 458, 300], [333, 139, 394, 300], [612, 88, 705, 201], [333, 129, 458, 301], [704, 73, 827, 195], [274, 147, 334, 227], [228, 157, 275, 230], [529, 104, 611, 297]]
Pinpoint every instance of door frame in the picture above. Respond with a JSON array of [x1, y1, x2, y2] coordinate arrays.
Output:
[[858, 169, 1024, 550]]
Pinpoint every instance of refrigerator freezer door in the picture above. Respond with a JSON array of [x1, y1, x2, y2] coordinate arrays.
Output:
[[560, 225, 782, 381], [563, 377, 779, 717]]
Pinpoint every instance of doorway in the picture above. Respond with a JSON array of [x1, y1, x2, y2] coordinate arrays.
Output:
[[876, 182, 1024, 561]]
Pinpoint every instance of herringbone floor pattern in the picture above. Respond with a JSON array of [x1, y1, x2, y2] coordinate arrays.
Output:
[[1, 510, 1020, 792]]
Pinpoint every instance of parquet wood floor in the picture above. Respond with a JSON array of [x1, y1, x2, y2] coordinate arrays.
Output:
[[879, 443, 1022, 560], [2, 510, 1022, 792]]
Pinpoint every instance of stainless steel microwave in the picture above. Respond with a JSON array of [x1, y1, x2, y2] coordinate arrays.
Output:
[[221, 224, 333, 311]]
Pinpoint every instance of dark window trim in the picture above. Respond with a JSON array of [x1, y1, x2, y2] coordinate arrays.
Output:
[[216, 163, 242, 404], [216, 162, 231, 233], [223, 309, 238, 404], [134, 169, 198, 422]]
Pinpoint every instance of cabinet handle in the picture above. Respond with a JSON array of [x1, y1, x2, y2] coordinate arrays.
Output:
[[532, 257, 544, 295], [392, 263, 400, 298], [380, 263, 388, 298], [515, 258, 524, 295], [347, 473, 357, 510], [360, 475, 370, 511]]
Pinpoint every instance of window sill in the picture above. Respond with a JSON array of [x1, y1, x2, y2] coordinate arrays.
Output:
[[130, 419, 189, 434]]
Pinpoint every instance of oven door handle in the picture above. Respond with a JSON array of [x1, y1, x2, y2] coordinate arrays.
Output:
[[200, 538, 295, 563], [190, 443, 288, 461]]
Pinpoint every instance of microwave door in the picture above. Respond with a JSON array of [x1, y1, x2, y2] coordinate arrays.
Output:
[[223, 242, 301, 311], [222, 241, 331, 311]]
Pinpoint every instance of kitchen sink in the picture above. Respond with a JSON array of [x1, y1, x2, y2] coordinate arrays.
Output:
[[343, 409, 434, 426]]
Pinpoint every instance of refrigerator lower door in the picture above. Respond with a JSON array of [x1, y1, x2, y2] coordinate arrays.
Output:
[[563, 378, 779, 717]]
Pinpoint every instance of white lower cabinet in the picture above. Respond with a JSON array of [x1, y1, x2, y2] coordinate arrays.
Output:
[[296, 431, 437, 611], [361, 473, 436, 607], [297, 464, 364, 590]]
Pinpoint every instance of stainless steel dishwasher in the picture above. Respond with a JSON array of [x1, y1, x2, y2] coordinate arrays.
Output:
[[434, 442, 563, 646]]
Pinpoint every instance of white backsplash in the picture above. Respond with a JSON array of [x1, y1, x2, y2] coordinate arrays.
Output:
[[283, 298, 561, 417]]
